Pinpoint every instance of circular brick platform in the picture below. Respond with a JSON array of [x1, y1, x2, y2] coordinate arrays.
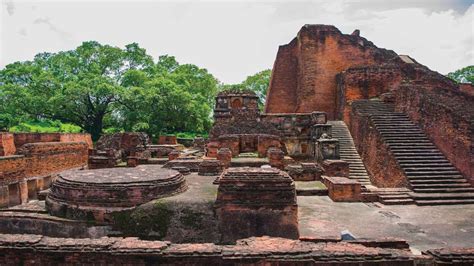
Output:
[[46, 165, 187, 222]]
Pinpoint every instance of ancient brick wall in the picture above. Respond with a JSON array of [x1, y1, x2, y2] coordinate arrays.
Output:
[[349, 107, 408, 188], [58, 133, 93, 149], [394, 84, 474, 184], [459, 83, 474, 96], [265, 25, 398, 119], [13, 133, 92, 149], [0, 155, 26, 186], [0, 234, 439, 265], [0, 133, 16, 156], [265, 39, 299, 113], [17, 142, 88, 178], [336, 65, 402, 123]]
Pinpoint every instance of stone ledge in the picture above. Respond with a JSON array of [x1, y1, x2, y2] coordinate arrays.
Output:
[[0, 234, 434, 264]]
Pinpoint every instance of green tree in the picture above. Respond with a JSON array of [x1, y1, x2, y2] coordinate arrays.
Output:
[[242, 69, 271, 107], [0, 42, 219, 139], [218, 69, 272, 109], [0, 41, 153, 140], [447, 66, 474, 84]]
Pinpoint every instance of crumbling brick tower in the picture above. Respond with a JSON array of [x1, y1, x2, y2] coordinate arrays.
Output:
[[265, 24, 474, 205]]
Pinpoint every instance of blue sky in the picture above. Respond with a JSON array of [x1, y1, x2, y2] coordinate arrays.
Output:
[[1, 0, 473, 83]]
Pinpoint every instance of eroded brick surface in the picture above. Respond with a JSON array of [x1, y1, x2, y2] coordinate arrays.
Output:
[[1, 233, 464, 264]]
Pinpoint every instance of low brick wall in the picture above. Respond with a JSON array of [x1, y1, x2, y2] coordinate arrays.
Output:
[[59, 133, 93, 149], [0, 155, 26, 186], [323, 176, 361, 202], [17, 142, 88, 178], [13, 133, 93, 149], [0, 234, 430, 265]]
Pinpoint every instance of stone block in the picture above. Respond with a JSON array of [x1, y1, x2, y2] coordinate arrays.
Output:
[[218, 135, 240, 157], [311, 124, 332, 140], [257, 134, 281, 157], [168, 150, 180, 161], [127, 157, 139, 167], [285, 163, 323, 181], [198, 159, 223, 176], [215, 167, 299, 243], [19, 181, 28, 204], [311, 111, 328, 124], [323, 160, 349, 177], [316, 138, 340, 160], [27, 179, 37, 200], [324, 176, 361, 202], [0, 186, 8, 208], [268, 147, 285, 169], [206, 142, 220, 158], [217, 148, 232, 168], [158, 135, 177, 145]]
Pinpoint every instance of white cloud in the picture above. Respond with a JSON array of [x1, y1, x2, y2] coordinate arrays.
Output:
[[0, 1, 473, 83]]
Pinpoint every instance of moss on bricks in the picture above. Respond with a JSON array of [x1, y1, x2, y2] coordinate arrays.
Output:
[[112, 200, 174, 240]]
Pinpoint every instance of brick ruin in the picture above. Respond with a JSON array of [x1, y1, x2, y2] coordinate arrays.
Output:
[[0, 133, 91, 208], [208, 89, 338, 159], [266, 24, 474, 205], [0, 24, 473, 264]]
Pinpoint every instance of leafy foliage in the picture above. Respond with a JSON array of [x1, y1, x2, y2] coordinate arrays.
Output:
[[447, 65, 474, 84], [219, 69, 271, 109], [9, 119, 81, 133], [0, 42, 218, 140]]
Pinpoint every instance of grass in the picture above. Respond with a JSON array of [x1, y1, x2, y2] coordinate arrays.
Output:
[[9, 119, 82, 133]]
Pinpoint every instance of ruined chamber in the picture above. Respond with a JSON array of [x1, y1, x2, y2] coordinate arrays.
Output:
[[46, 165, 188, 223], [215, 167, 299, 243]]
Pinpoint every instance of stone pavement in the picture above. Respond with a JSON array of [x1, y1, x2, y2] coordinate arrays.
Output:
[[298, 196, 474, 253]]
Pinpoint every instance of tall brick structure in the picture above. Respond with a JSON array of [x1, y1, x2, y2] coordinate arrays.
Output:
[[266, 24, 473, 191]]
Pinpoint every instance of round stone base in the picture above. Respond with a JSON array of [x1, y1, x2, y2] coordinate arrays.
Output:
[[46, 165, 187, 222]]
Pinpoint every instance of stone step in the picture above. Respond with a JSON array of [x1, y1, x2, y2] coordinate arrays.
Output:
[[394, 156, 447, 160], [378, 194, 411, 200], [398, 159, 451, 164], [410, 179, 469, 184], [413, 188, 474, 193], [410, 192, 474, 199], [415, 199, 474, 205], [405, 171, 461, 176], [380, 198, 415, 205], [399, 163, 453, 167], [408, 175, 465, 180], [390, 146, 437, 150], [385, 140, 431, 143], [411, 183, 472, 189], [403, 167, 459, 172]]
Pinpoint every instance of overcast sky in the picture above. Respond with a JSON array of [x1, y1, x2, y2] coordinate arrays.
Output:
[[1, 0, 473, 83]]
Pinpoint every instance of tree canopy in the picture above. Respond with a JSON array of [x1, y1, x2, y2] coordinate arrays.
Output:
[[447, 65, 473, 84], [218, 69, 271, 109], [0, 41, 270, 140]]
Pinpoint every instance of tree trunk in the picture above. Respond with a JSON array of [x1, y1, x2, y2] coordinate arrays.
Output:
[[85, 115, 104, 142]]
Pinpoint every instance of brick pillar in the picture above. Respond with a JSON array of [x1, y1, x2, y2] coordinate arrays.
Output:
[[19, 181, 28, 204], [268, 147, 285, 169], [0, 186, 8, 208], [168, 150, 180, 161], [127, 157, 139, 167], [217, 148, 232, 168], [206, 142, 220, 158]]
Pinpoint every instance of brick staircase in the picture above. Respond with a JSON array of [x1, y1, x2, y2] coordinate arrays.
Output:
[[353, 99, 474, 205], [328, 121, 371, 187]]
